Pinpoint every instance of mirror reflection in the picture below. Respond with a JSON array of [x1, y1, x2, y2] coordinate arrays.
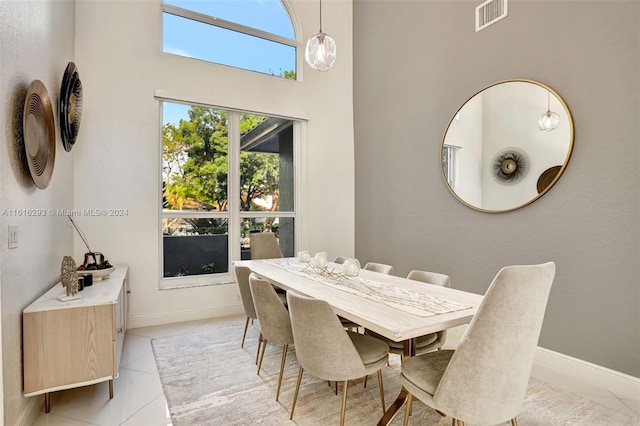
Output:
[[441, 79, 574, 213]]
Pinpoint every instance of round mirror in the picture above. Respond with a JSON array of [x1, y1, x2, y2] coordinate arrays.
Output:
[[441, 79, 574, 213]]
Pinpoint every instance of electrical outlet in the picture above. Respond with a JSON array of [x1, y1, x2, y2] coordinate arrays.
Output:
[[8, 225, 18, 249]]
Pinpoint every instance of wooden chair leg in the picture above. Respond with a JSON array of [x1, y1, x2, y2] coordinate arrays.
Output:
[[511, 419, 518, 426], [257, 338, 267, 375], [255, 333, 263, 364], [340, 380, 349, 426], [290, 366, 304, 420], [276, 344, 288, 401], [241, 316, 250, 348], [364, 374, 368, 388], [335, 381, 338, 395], [377, 369, 385, 413], [403, 392, 413, 426]]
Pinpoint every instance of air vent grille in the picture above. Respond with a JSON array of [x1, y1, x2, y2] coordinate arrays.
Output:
[[476, 0, 508, 32]]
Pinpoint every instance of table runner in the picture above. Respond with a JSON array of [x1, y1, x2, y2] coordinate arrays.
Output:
[[265, 258, 471, 318]]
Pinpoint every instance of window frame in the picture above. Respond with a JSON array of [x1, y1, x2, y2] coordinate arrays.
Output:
[[442, 144, 460, 191], [161, 2, 300, 78], [158, 99, 306, 289]]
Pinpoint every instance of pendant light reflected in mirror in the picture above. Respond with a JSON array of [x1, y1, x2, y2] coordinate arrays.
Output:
[[538, 90, 560, 131], [305, 0, 336, 71]]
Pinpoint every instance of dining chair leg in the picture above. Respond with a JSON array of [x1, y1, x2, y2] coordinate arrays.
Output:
[[256, 333, 263, 365], [275, 344, 288, 401], [335, 381, 338, 395], [403, 392, 413, 426], [257, 338, 267, 374], [511, 419, 518, 426], [377, 369, 386, 413], [340, 380, 349, 426], [290, 366, 304, 420], [364, 375, 368, 388], [241, 317, 250, 348]]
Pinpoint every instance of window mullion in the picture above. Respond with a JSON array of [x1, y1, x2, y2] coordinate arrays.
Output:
[[162, 4, 299, 49], [228, 112, 241, 261]]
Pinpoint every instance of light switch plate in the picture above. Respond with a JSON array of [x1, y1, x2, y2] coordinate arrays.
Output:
[[8, 225, 18, 249]]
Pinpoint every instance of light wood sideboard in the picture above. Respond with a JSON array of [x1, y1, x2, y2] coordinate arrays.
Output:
[[23, 265, 129, 413]]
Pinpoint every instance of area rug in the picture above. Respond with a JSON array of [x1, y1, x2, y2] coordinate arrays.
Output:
[[151, 322, 639, 425]]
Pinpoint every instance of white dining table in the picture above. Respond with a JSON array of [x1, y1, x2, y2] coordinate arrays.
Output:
[[235, 258, 484, 425]]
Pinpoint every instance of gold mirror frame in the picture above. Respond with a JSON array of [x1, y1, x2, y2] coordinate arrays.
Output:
[[441, 79, 574, 213]]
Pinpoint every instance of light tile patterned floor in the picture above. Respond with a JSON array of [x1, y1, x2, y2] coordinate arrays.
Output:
[[31, 314, 640, 425]]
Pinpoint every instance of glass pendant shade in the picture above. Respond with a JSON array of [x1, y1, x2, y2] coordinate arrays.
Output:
[[538, 91, 560, 131], [538, 110, 560, 131], [305, 32, 336, 71]]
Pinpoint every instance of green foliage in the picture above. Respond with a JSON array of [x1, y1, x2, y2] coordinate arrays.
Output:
[[163, 104, 282, 217]]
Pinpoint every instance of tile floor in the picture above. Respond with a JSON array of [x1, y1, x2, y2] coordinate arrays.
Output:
[[31, 314, 640, 425]]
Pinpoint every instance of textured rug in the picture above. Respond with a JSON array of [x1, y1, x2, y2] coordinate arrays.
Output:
[[151, 322, 638, 425]]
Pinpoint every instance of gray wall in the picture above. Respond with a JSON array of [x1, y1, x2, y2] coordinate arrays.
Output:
[[353, 1, 639, 376]]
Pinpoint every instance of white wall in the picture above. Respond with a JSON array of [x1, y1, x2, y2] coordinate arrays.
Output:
[[480, 82, 571, 210], [445, 94, 482, 207], [0, 1, 75, 424], [73, 0, 355, 328]]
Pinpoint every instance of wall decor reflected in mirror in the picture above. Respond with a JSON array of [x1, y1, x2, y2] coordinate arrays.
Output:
[[441, 79, 574, 213]]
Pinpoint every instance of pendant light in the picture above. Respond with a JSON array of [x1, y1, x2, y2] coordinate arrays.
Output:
[[305, 0, 336, 71], [538, 91, 560, 132]]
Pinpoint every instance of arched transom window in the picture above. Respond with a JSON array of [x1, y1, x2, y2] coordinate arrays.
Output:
[[162, 0, 298, 78]]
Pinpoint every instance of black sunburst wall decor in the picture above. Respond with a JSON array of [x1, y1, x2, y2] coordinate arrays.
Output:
[[491, 148, 529, 185]]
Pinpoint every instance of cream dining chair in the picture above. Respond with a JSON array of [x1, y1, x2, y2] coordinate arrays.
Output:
[[400, 262, 556, 426], [366, 270, 451, 357], [249, 232, 283, 259], [287, 291, 390, 426], [249, 273, 294, 401], [333, 256, 349, 264], [363, 262, 394, 275], [234, 265, 258, 350]]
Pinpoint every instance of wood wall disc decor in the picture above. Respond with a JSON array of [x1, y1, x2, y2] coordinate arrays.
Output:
[[23, 80, 56, 189], [537, 165, 562, 194], [59, 62, 83, 152]]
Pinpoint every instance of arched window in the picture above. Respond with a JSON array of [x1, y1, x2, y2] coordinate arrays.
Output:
[[162, 0, 297, 78]]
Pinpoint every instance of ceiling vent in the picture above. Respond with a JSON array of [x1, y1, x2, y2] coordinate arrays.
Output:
[[476, 0, 508, 32]]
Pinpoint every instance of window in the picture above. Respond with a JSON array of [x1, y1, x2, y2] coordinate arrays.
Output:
[[442, 145, 459, 190], [161, 101, 298, 285], [162, 0, 298, 77]]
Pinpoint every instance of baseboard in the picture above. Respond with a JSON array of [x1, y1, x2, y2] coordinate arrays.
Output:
[[534, 347, 640, 400], [446, 325, 640, 402], [17, 395, 41, 426], [127, 304, 244, 329]]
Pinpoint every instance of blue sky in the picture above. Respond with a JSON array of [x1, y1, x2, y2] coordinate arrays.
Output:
[[162, 0, 295, 126]]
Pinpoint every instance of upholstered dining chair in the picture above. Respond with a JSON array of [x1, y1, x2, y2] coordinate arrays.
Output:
[[400, 262, 556, 426], [363, 262, 394, 275], [234, 265, 257, 350], [366, 270, 451, 358], [287, 291, 390, 426], [249, 273, 295, 401], [249, 232, 283, 259]]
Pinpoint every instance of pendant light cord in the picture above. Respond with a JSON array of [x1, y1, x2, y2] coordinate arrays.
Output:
[[319, 0, 323, 32]]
